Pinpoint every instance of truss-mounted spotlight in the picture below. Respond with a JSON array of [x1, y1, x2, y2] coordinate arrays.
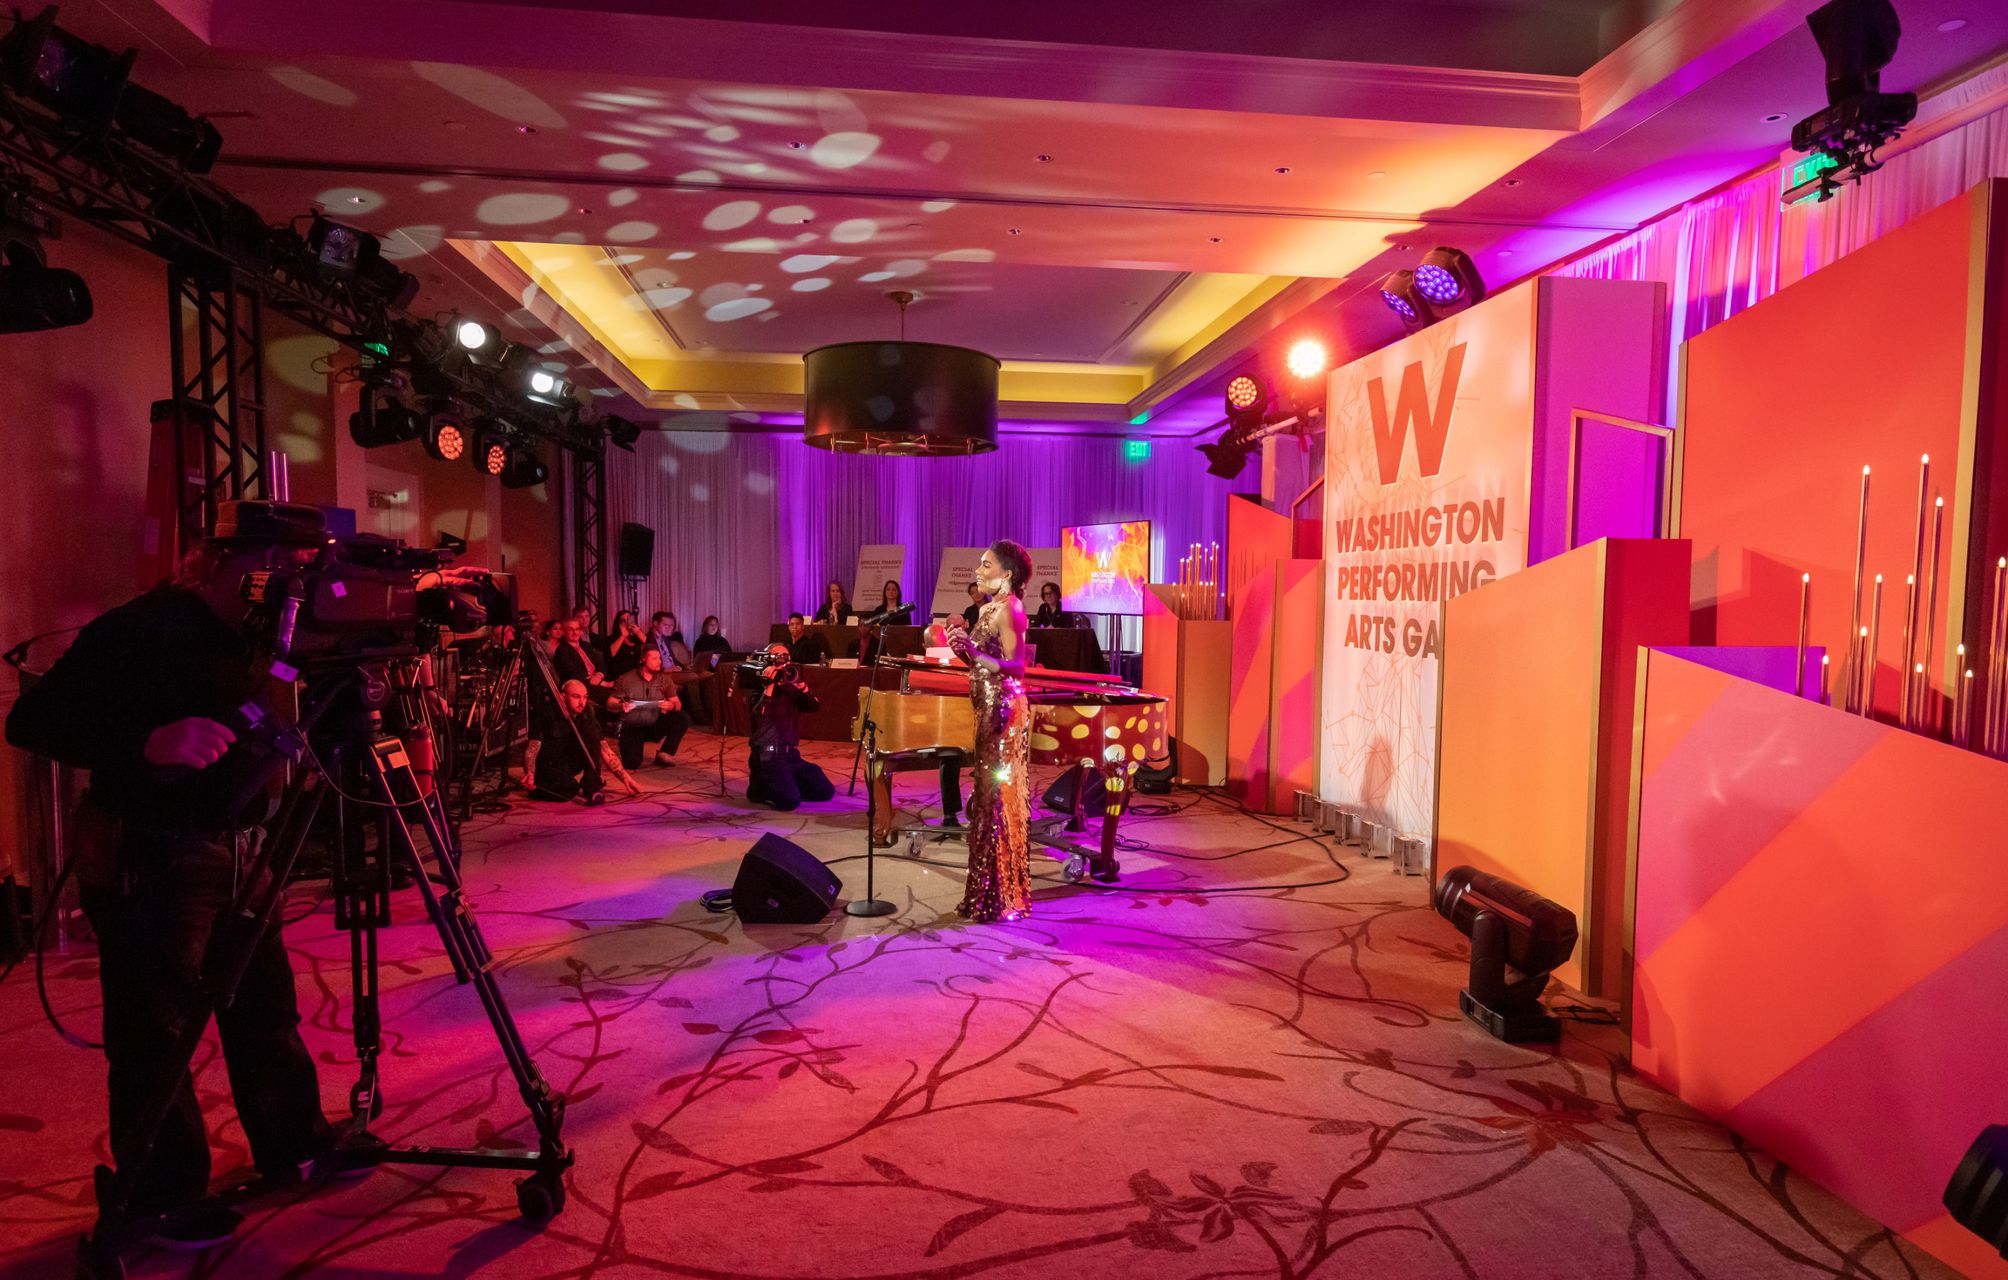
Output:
[[1379, 270, 1434, 331], [0, 189, 91, 334], [1413, 247, 1486, 315], [470, 420, 510, 477], [348, 376, 423, 447], [0, 8, 223, 172], [452, 317, 508, 366], [1224, 373, 1267, 430], [1286, 338, 1329, 381], [500, 446, 550, 489], [598, 412, 643, 452], [524, 367, 574, 407], [309, 215, 380, 275], [422, 410, 468, 463]]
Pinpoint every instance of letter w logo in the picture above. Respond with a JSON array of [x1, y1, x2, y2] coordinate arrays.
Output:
[[1365, 343, 1466, 485]]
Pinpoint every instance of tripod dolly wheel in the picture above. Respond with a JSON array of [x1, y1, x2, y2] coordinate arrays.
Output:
[[1061, 854, 1089, 883], [515, 1170, 566, 1226]]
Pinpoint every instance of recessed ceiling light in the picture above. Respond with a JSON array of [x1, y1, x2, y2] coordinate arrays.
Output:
[[1208, 236, 1222, 244], [577, 206, 592, 214], [1502, 179, 1521, 187], [1007, 228, 1022, 236], [787, 140, 806, 149], [1035, 153, 1052, 162], [1763, 112, 1787, 122], [349, 195, 366, 204], [1367, 170, 1387, 179], [517, 125, 537, 135], [1273, 166, 1292, 175], [1938, 17, 1968, 32]]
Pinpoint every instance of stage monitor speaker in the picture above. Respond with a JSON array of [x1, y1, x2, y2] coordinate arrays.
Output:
[[1041, 766, 1107, 815], [731, 833, 840, 923], [617, 522, 655, 578]]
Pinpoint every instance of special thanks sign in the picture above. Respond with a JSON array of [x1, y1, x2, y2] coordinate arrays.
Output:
[[1319, 282, 1535, 840]]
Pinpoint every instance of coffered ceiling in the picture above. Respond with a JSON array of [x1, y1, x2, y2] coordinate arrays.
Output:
[[51, 0, 2008, 432]]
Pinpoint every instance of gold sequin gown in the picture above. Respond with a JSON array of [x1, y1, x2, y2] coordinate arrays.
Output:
[[959, 600, 1031, 922]]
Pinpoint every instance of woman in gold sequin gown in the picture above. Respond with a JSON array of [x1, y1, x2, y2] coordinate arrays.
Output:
[[945, 542, 1033, 922]]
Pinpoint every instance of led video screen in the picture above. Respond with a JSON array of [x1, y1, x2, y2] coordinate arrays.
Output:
[[1061, 520, 1151, 615]]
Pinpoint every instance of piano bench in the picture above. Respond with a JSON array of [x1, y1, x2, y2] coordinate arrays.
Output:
[[871, 747, 968, 775]]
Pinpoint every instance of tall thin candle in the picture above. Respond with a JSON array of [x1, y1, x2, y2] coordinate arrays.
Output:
[[1795, 572, 1811, 697], [1919, 496, 1944, 733], [1900, 454, 1930, 722], [1864, 572, 1884, 719], [1847, 464, 1870, 711]]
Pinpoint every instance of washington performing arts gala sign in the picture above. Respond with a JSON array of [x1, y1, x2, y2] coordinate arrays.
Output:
[[1320, 284, 1536, 839]]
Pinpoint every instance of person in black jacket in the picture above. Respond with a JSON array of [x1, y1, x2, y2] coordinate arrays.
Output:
[[744, 645, 833, 811], [529, 679, 608, 803], [783, 613, 831, 666], [4, 535, 339, 1249], [811, 580, 851, 625], [1032, 582, 1077, 628]]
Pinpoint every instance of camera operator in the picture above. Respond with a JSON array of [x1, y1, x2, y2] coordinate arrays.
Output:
[[528, 679, 608, 805], [612, 648, 689, 769], [743, 644, 833, 811], [3, 533, 341, 1249]]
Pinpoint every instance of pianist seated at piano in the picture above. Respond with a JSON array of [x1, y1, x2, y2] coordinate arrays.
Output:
[[784, 612, 832, 665], [811, 579, 853, 625]]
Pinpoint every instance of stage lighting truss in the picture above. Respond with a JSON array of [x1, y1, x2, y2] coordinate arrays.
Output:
[[0, 7, 222, 173]]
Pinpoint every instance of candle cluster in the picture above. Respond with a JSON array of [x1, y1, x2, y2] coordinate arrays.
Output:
[[1176, 543, 1221, 620], [1824, 454, 1994, 750]]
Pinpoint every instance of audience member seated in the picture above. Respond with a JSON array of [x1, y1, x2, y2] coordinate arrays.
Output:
[[612, 648, 690, 768], [863, 579, 915, 625], [693, 615, 732, 661], [811, 579, 852, 625], [1032, 581, 1079, 628], [744, 644, 834, 811], [648, 610, 710, 722], [961, 580, 983, 629], [529, 679, 607, 804], [605, 609, 647, 678], [569, 606, 607, 659], [555, 617, 616, 698], [785, 612, 832, 665]]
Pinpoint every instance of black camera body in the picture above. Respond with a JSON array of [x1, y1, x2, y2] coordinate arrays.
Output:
[[209, 500, 514, 662], [737, 649, 798, 689]]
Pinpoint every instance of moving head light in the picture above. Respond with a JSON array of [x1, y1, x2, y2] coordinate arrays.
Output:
[[1433, 866, 1579, 1042]]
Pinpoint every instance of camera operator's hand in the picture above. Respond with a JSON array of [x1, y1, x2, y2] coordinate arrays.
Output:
[[144, 717, 236, 769]]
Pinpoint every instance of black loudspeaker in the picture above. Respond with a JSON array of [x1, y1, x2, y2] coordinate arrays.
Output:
[[730, 833, 840, 923], [616, 522, 655, 578], [1041, 765, 1106, 815]]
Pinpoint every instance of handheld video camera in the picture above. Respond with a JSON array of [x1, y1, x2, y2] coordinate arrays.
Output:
[[736, 648, 798, 689]]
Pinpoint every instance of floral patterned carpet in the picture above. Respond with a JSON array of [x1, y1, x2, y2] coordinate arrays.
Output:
[[0, 741, 1958, 1279]]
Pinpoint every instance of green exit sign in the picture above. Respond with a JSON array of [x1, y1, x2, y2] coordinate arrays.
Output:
[[1124, 439, 1151, 462], [1782, 151, 1842, 206]]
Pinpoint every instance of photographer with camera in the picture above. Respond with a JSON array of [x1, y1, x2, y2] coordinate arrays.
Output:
[[4, 529, 343, 1249], [743, 643, 833, 811]]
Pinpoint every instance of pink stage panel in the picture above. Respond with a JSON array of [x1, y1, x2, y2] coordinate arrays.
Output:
[[1630, 651, 2008, 1280]]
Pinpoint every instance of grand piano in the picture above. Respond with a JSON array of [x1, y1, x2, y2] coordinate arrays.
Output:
[[851, 657, 1168, 883]]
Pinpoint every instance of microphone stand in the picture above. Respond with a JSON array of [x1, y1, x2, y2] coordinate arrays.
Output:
[[839, 659, 895, 920]]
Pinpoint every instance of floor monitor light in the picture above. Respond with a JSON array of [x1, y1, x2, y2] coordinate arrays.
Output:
[[1432, 865, 1578, 1042]]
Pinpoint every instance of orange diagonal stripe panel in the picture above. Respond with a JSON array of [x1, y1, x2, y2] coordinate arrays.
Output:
[[1640, 732, 2008, 1116]]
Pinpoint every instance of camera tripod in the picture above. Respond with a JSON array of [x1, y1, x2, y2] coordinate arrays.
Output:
[[79, 659, 573, 1280]]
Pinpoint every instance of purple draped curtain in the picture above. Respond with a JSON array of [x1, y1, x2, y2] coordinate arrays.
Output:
[[605, 431, 1248, 646]]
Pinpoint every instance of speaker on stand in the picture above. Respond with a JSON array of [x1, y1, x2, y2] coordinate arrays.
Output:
[[616, 522, 654, 614]]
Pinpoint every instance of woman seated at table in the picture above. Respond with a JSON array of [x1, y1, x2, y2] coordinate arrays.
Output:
[[812, 579, 852, 625], [860, 579, 915, 663], [693, 615, 732, 663], [1032, 582, 1079, 628]]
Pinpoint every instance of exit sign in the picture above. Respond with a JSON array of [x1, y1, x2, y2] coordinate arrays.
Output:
[[1124, 439, 1151, 462], [1781, 151, 1841, 207]]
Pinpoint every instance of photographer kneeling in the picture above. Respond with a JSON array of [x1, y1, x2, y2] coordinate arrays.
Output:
[[743, 644, 833, 811], [4, 532, 342, 1249], [529, 679, 608, 805]]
